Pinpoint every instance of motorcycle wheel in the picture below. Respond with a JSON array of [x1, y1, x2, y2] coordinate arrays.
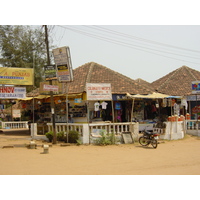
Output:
[[139, 136, 149, 146], [151, 138, 158, 148]]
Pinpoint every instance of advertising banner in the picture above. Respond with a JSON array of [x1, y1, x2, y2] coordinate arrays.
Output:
[[43, 84, 59, 92], [13, 109, 21, 118], [86, 83, 112, 100], [0, 67, 34, 85], [39, 81, 64, 95], [0, 86, 26, 99], [44, 65, 57, 80], [192, 81, 200, 94], [52, 46, 73, 82], [57, 64, 70, 82]]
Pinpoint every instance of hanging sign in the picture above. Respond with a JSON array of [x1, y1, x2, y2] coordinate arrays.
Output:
[[13, 109, 21, 118], [52, 46, 73, 82], [0, 67, 34, 85], [56, 64, 70, 82], [44, 65, 57, 80], [86, 83, 112, 100], [43, 84, 59, 92], [0, 86, 26, 99], [40, 81, 64, 95], [192, 81, 200, 94], [74, 98, 82, 105]]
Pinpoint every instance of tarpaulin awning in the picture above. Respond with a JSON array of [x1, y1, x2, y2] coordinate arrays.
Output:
[[126, 92, 170, 99], [18, 93, 83, 101], [166, 96, 182, 99]]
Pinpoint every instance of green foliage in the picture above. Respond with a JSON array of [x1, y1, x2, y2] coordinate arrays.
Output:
[[57, 131, 65, 141], [45, 131, 53, 142], [0, 25, 53, 90], [76, 139, 82, 146], [94, 130, 115, 145], [45, 130, 80, 143], [68, 130, 79, 143]]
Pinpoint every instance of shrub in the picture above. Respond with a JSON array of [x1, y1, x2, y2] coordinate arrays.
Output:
[[45, 130, 79, 143], [93, 130, 115, 145], [57, 131, 65, 141], [45, 131, 53, 142], [68, 130, 79, 143]]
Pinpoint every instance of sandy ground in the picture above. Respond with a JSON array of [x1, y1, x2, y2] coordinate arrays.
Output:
[[1, 129, 200, 175]]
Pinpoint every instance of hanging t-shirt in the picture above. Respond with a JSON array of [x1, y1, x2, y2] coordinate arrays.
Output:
[[101, 101, 108, 109], [94, 102, 100, 111], [115, 102, 121, 110]]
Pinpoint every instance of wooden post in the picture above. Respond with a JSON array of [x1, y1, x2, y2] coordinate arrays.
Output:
[[44, 25, 57, 144]]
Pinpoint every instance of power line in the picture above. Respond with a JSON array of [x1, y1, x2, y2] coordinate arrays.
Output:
[[92, 25, 200, 54], [56, 25, 200, 65], [83, 25, 200, 60]]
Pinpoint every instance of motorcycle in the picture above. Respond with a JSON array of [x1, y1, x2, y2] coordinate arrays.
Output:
[[139, 127, 159, 148]]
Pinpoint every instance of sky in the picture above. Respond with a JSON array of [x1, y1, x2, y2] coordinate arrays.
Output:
[[2, 1, 200, 84], [49, 25, 200, 83]]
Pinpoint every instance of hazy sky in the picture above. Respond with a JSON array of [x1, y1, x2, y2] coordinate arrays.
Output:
[[49, 25, 200, 83], [3, 1, 200, 84]]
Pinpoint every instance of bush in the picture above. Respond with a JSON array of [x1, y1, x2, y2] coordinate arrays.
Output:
[[45, 131, 53, 142], [68, 130, 79, 143], [93, 130, 115, 145], [45, 130, 79, 143], [57, 131, 65, 141]]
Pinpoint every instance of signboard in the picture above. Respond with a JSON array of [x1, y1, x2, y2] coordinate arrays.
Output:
[[39, 81, 64, 95], [187, 95, 200, 101], [112, 94, 128, 101], [43, 84, 59, 92], [0, 86, 26, 99], [122, 132, 133, 144], [44, 65, 57, 80], [52, 46, 73, 82], [57, 64, 70, 82], [0, 67, 34, 85], [192, 81, 200, 94], [74, 98, 82, 105], [86, 83, 112, 100], [13, 109, 21, 118]]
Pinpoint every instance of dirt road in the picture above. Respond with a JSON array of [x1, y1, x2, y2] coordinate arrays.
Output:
[[0, 130, 200, 175]]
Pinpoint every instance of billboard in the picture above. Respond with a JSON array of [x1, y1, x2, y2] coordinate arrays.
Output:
[[86, 83, 112, 100], [0, 86, 26, 99], [192, 81, 200, 94], [0, 67, 34, 85], [52, 46, 73, 82]]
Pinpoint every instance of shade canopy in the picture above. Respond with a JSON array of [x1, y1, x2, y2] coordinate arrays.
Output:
[[126, 92, 170, 99]]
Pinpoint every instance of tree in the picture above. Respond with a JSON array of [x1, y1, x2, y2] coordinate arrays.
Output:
[[0, 25, 50, 89]]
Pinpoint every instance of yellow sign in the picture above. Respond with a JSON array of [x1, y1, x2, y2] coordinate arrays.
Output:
[[0, 67, 34, 85]]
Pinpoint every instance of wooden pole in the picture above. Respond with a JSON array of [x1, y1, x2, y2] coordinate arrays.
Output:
[[111, 100, 115, 143], [66, 82, 69, 143], [44, 25, 57, 144]]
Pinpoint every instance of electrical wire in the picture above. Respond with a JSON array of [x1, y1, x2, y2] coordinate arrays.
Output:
[[56, 25, 200, 65], [83, 25, 200, 60], [92, 25, 200, 53]]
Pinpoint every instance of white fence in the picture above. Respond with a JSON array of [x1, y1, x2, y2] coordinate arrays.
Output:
[[0, 121, 29, 129], [31, 122, 139, 144], [185, 120, 200, 136]]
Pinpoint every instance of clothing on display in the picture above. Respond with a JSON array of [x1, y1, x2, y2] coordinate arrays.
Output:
[[115, 102, 121, 110], [94, 102, 100, 111], [101, 101, 108, 109]]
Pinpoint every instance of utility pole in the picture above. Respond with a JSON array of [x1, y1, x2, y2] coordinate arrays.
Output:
[[44, 25, 57, 144]]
